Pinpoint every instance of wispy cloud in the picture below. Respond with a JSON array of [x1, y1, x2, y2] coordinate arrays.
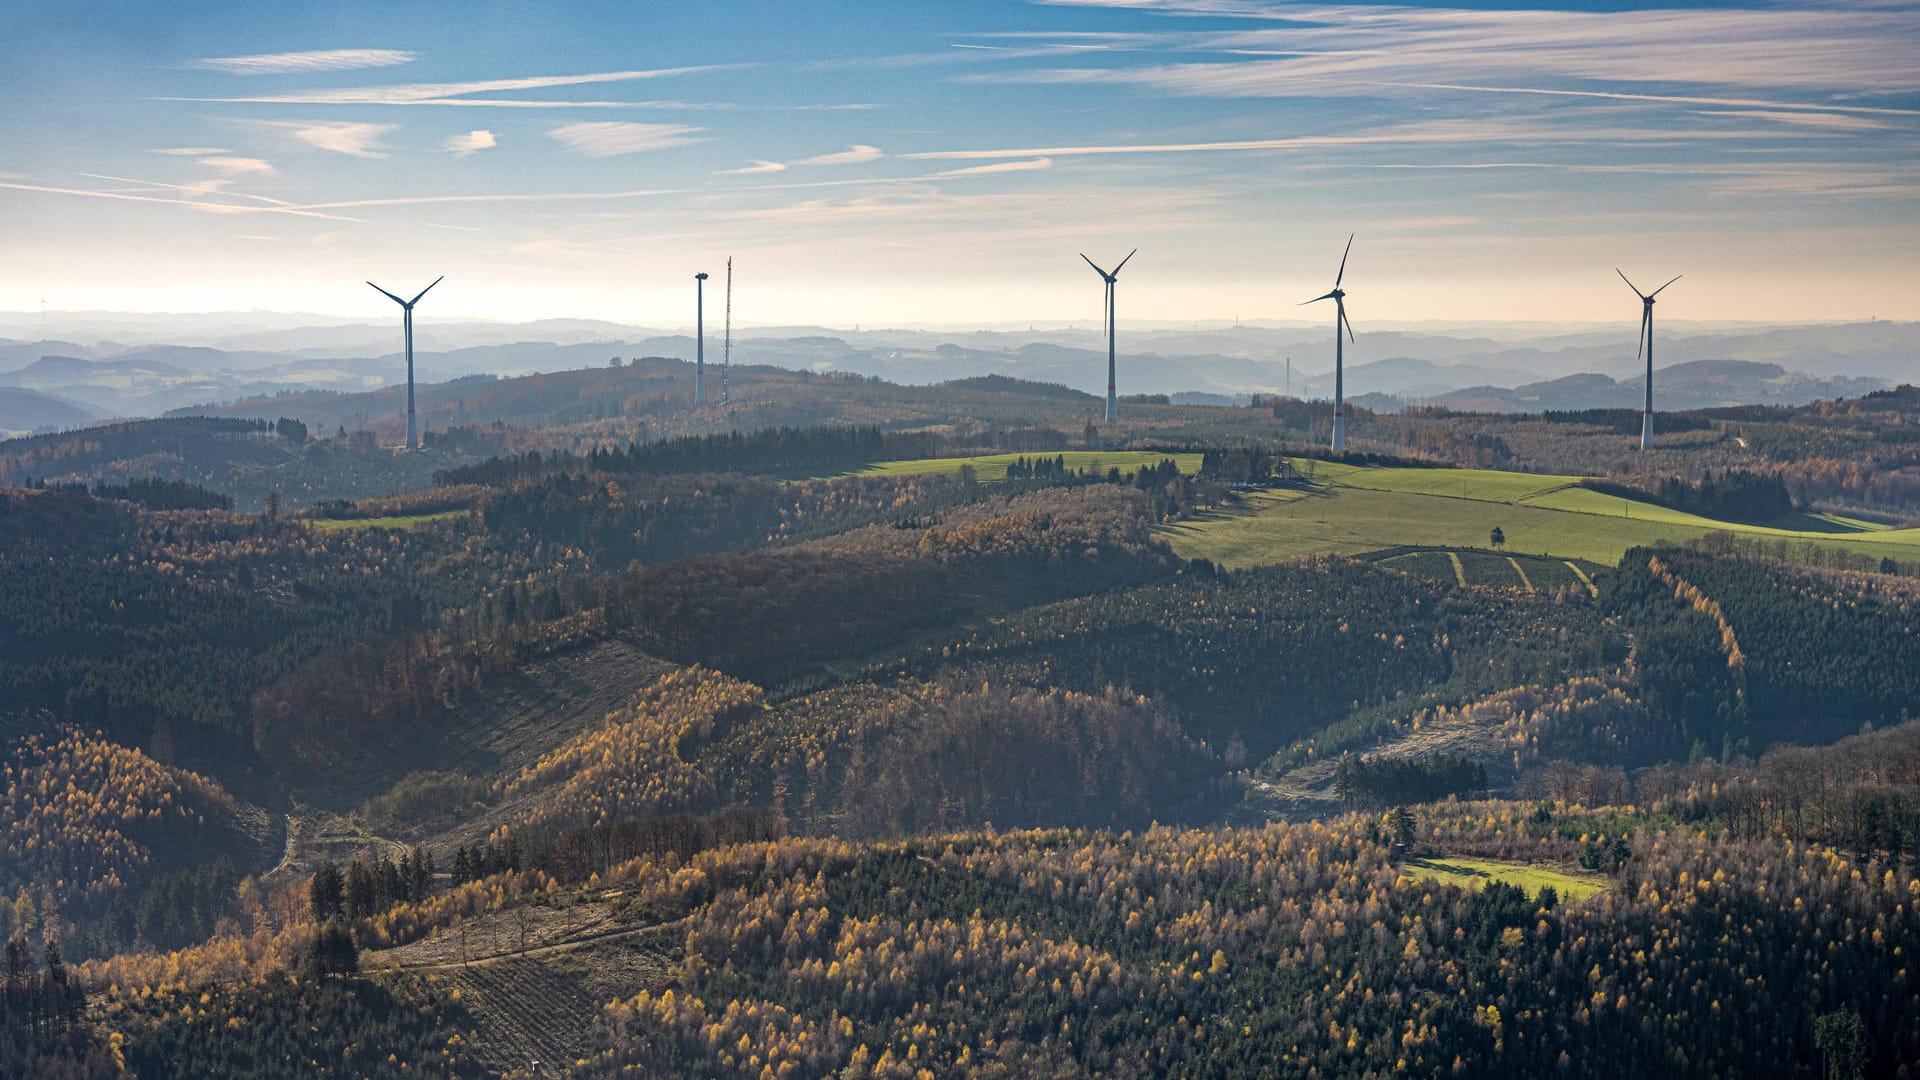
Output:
[[548, 121, 703, 157], [1689, 109, 1893, 131], [1371, 215, 1481, 230], [922, 158, 1054, 179], [902, 117, 1786, 162], [792, 144, 885, 166], [79, 172, 294, 207], [1359, 160, 1920, 199], [996, 2, 1920, 106], [165, 66, 734, 108], [190, 48, 415, 76], [444, 130, 498, 156], [150, 146, 230, 156], [1387, 83, 1920, 120], [0, 179, 361, 221], [287, 187, 682, 211], [271, 159, 1073, 217], [261, 120, 397, 158], [715, 144, 885, 176], [199, 156, 276, 175]]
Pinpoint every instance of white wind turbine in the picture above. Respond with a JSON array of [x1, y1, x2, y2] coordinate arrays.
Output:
[[1301, 235, 1356, 452], [1617, 269, 1681, 451], [1080, 248, 1136, 423], [367, 275, 443, 451]]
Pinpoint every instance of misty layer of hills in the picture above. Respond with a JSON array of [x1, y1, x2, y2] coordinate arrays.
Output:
[[0, 312, 1912, 435]]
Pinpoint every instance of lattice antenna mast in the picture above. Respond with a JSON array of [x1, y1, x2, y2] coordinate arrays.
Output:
[[722, 257, 732, 408]]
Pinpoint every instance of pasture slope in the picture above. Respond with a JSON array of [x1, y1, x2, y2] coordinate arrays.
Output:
[[306, 509, 471, 531], [1402, 856, 1608, 901], [1164, 460, 1920, 568]]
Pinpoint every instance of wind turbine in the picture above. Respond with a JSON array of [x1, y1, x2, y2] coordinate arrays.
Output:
[[1618, 269, 1681, 450], [366, 275, 443, 451], [694, 272, 709, 406], [1302, 235, 1355, 452], [1080, 248, 1136, 423]]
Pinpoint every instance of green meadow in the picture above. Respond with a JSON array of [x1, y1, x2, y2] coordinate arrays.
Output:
[[306, 509, 471, 531], [1402, 855, 1608, 901], [1162, 461, 1920, 569]]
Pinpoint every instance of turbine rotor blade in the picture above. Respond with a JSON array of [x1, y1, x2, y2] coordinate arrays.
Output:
[[1112, 247, 1138, 276], [1616, 267, 1648, 300], [1300, 291, 1338, 306], [1339, 299, 1355, 343], [1638, 306, 1650, 360], [1080, 253, 1112, 279], [1334, 233, 1354, 288], [367, 281, 406, 306], [1650, 274, 1682, 297], [408, 275, 445, 306]]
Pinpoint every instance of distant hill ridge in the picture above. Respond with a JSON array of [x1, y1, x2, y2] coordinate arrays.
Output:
[[0, 385, 102, 434]]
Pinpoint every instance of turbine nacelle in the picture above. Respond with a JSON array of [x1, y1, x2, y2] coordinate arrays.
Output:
[[1079, 247, 1136, 284], [1617, 269, 1681, 304], [1618, 269, 1680, 361]]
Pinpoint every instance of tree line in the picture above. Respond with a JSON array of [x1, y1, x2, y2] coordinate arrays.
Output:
[[435, 425, 944, 487], [1333, 753, 1488, 810]]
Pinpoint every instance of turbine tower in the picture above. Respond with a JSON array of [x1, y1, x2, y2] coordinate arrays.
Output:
[[1618, 269, 1681, 450], [1080, 248, 1136, 423], [694, 272, 709, 406], [1302, 235, 1356, 452], [722, 257, 732, 409], [366, 275, 443, 451]]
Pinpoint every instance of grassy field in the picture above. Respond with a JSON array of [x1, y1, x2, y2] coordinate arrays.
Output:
[[1402, 855, 1608, 901], [307, 509, 470, 531], [1371, 548, 1596, 591], [1162, 463, 1920, 569], [852, 450, 1204, 481]]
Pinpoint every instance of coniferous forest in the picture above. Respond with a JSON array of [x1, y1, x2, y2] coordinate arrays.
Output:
[[6, 383, 1920, 1079]]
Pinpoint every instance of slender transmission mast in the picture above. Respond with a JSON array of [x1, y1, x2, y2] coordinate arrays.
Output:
[[722, 257, 732, 409]]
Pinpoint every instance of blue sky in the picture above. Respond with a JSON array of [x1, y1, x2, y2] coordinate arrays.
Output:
[[1, 0, 1915, 327]]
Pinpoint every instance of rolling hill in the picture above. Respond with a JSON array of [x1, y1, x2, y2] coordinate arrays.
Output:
[[1160, 459, 1920, 568], [0, 385, 99, 435]]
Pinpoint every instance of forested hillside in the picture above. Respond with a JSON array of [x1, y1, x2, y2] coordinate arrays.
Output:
[[7, 399, 1920, 1078]]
